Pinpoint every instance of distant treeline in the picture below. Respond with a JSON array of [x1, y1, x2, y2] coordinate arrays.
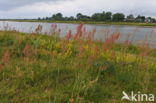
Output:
[[38, 11, 156, 23]]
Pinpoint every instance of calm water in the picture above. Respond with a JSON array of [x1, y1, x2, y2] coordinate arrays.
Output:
[[0, 21, 156, 47]]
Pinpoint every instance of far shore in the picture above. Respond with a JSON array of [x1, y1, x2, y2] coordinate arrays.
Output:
[[3, 19, 156, 27]]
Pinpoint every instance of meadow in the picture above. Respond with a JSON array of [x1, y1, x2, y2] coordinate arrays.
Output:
[[0, 24, 156, 103]]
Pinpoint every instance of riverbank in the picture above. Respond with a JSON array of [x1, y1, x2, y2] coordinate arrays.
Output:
[[0, 29, 156, 103], [10, 19, 156, 27]]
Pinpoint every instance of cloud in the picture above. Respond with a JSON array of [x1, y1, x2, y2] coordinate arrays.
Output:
[[0, 0, 156, 18], [0, 0, 60, 10]]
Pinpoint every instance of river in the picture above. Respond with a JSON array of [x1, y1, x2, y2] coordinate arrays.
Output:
[[0, 21, 156, 47]]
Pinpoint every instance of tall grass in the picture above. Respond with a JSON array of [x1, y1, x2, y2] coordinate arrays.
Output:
[[0, 24, 156, 103]]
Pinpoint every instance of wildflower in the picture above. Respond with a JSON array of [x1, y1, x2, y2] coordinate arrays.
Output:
[[51, 24, 57, 30], [35, 24, 42, 34], [87, 56, 93, 68], [57, 28, 61, 35], [77, 46, 85, 57], [139, 64, 146, 70], [124, 39, 129, 46], [75, 23, 84, 39], [66, 30, 72, 40], [2, 51, 10, 65], [69, 98, 74, 103], [110, 51, 116, 59], [139, 43, 151, 57], [140, 48, 151, 57], [103, 32, 120, 50], [87, 28, 96, 41], [124, 34, 131, 46], [51, 24, 58, 35], [23, 44, 32, 57], [100, 66, 107, 71], [0, 64, 3, 69]]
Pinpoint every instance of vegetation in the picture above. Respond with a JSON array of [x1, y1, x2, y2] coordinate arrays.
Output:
[[10, 19, 156, 27], [38, 11, 156, 23], [2, 11, 156, 26], [6, 11, 156, 27], [0, 24, 156, 103], [112, 13, 125, 22]]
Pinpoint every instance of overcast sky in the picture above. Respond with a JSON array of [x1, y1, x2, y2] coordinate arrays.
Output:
[[0, 0, 156, 19]]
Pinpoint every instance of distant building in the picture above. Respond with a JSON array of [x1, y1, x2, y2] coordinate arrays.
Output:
[[135, 15, 145, 22], [145, 17, 153, 23], [125, 14, 135, 22], [135, 18, 143, 22]]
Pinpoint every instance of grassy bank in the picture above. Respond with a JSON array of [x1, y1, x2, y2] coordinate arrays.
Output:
[[11, 19, 156, 27], [0, 25, 156, 103]]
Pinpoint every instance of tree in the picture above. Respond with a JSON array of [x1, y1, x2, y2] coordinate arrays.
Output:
[[69, 16, 75, 21], [52, 13, 63, 21], [92, 12, 112, 21], [91, 13, 101, 21], [39, 11, 155, 23], [76, 13, 90, 21], [38, 17, 41, 20], [105, 12, 112, 21], [126, 14, 135, 22], [127, 14, 134, 19], [76, 13, 83, 20], [64, 16, 75, 21], [45, 17, 49, 20], [100, 11, 106, 21], [112, 13, 125, 22], [136, 15, 145, 22]]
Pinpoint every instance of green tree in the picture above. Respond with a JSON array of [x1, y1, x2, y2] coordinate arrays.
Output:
[[136, 15, 145, 22], [76, 13, 90, 21], [38, 17, 41, 20], [91, 13, 101, 21], [112, 13, 125, 22], [92, 12, 112, 21], [127, 14, 134, 19], [105, 12, 112, 21], [52, 13, 63, 21], [126, 14, 135, 22], [76, 13, 83, 20], [69, 16, 75, 21], [100, 11, 106, 21]]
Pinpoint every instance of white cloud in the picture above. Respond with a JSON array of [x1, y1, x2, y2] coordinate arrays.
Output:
[[0, 0, 156, 18]]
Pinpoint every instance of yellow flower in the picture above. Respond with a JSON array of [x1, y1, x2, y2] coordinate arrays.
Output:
[[55, 42, 61, 49], [125, 54, 136, 63]]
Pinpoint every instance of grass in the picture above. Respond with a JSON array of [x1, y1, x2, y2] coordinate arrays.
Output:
[[10, 19, 156, 27], [0, 24, 156, 103]]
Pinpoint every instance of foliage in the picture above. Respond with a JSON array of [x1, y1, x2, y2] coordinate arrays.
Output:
[[112, 13, 125, 22], [35, 11, 156, 23], [0, 25, 156, 103]]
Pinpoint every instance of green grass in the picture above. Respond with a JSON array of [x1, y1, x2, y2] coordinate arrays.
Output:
[[10, 19, 156, 27], [0, 31, 156, 103]]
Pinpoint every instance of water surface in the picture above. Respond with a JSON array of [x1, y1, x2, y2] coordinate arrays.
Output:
[[0, 21, 156, 47]]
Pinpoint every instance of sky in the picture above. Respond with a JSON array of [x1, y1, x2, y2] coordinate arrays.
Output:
[[0, 0, 156, 19]]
